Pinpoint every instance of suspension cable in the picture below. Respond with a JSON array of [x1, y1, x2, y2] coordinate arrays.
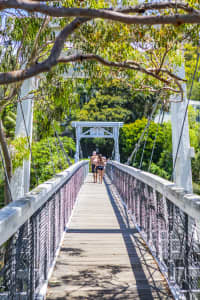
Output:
[[126, 98, 160, 166], [127, 116, 150, 166], [139, 100, 162, 169], [148, 107, 165, 172], [19, 101, 33, 157], [139, 118, 151, 169], [47, 139, 56, 175], [132, 115, 150, 166], [53, 133, 64, 167], [171, 51, 200, 181], [53, 124, 72, 166]]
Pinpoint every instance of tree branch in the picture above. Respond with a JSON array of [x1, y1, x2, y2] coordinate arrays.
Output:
[[118, 2, 200, 15], [0, 120, 12, 178], [58, 54, 185, 101], [57, 54, 172, 85], [0, 18, 89, 85], [29, 15, 50, 65], [131, 85, 180, 93], [160, 68, 187, 82], [0, 1, 199, 25], [0, 50, 185, 104], [25, 0, 200, 16]]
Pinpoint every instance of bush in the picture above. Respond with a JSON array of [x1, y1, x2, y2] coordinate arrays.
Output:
[[193, 182, 200, 195], [119, 118, 171, 169], [149, 163, 170, 180], [30, 136, 75, 188]]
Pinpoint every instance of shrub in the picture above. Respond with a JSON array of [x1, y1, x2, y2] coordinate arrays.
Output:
[[119, 118, 170, 169], [30, 136, 75, 188]]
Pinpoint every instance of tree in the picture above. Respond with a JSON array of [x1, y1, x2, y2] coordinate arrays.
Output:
[[0, 1, 199, 100], [33, 75, 80, 140], [30, 136, 75, 188], [0, 14, 55, 203], [184, 43, 200, 100], [119, 118, 168, 166], [78, 79, 157, 123]]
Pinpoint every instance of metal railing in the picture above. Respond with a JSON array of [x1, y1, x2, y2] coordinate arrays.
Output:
[[106, 161, 200, 300], [0, 160, 89, 300]]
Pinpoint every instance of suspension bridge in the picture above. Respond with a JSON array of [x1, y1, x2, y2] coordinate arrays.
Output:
[[0, 141, 200, 299]]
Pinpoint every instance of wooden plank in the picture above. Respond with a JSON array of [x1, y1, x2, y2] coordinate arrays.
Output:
[[46, 174, 173, 300]]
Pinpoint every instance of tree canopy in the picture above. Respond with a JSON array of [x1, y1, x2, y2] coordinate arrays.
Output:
[[0, 1, 199, 104], [78, 79, 157, 122]]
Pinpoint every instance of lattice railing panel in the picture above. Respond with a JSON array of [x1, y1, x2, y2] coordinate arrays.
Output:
[[106, 161, 200, 299], [0, 161, 89, 299]]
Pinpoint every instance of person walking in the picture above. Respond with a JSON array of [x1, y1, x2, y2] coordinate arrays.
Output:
[[96, 154, 106, 184], [90, 151, 98, 183]]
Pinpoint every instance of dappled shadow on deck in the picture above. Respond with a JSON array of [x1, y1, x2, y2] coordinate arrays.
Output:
[[103, 177, 171, 300], [46, 175, 172, 300]]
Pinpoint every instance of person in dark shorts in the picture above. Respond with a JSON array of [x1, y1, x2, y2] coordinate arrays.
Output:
[[90, 151, 98, 183], [96, 154, 106, 184]]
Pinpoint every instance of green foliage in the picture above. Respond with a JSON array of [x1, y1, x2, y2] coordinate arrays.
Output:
[[71, 5, 200, 97], [81, 138, 114, 159], [1, 105, 17, 138], [149, 163, 170, 180], [192, 150, 200, 183], [148, 107, 200, 183], [188, 105, 200, 149], [10, 137, 30, 170], [189, 107, 200, 190], [30, 136, 75, 188], [34, 77, 81, 140], [155, 150, 173, 178], [193, 182, 200, 195], [79, 95, 132, 122], [184, 43, 200, 100], [120, 118, 169, 168], [189, 82, 200, 101], [78, 79, 157, 123]]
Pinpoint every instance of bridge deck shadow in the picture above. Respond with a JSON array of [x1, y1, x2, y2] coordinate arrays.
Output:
[[46, 174, 173, 300]]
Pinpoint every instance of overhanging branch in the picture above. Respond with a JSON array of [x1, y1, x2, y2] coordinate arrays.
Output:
[[0, 0, 199, 25], [0, 17, 89, 85], [0, 52, 185, 102]]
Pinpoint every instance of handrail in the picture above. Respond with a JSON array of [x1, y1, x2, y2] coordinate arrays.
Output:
[[0, 160, 88, 247], [108, 161, 200, 221], [106, 161, 200, 299]]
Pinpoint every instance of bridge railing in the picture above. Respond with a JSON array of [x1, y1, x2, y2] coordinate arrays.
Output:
[[106, 161, 200, 299], [0, 160, 89, 300]]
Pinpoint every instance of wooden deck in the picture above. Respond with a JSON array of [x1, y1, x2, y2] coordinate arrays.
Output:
[[46, 174, 173, 300]]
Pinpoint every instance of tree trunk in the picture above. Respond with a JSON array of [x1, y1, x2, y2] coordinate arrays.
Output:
[[0, 119, 12, 205]]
